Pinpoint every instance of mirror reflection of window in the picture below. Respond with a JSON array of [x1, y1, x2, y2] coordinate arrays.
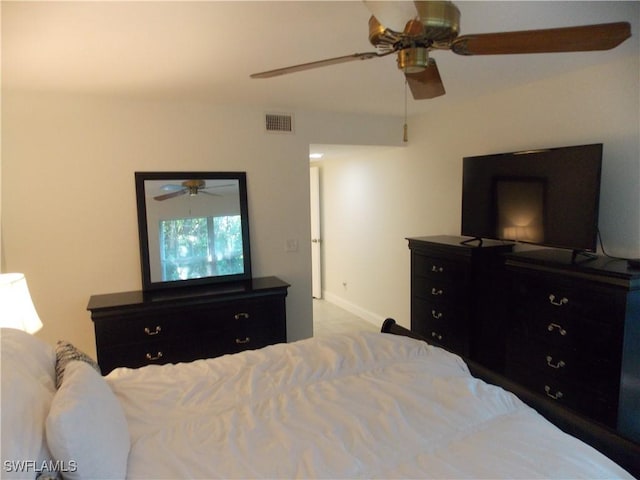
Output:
[[144, 178, 243, 284], [135, 172, 252, 291], [159, 216, 244, 281], [495, 178, 546, 243]]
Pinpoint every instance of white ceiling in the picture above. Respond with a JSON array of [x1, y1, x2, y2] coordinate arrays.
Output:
[[2, 1, 639, 117]]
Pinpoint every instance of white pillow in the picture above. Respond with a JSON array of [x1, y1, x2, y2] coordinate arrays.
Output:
[[1, 328, 56, 479], [0, 327, 56, 388], [46, 361, 130, 480]]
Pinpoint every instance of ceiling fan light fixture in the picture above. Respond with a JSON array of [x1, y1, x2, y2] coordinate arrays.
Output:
[[363, 0, 420, 33], [368, 15, 401, 48], [397, 48, 429, 73]]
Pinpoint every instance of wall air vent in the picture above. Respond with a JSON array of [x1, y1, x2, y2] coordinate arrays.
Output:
[[265, 113, 294, 134]]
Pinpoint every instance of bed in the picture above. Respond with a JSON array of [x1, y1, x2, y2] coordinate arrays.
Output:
[[2, 324, 638, 480]]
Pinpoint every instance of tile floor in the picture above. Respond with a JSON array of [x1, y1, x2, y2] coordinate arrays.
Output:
[[312, 299, 379, 337]]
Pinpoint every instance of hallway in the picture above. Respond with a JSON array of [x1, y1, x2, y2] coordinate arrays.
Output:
[[312, 299, 379, 337]]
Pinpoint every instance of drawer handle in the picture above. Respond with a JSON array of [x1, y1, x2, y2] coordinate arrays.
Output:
[[431, 331, 443, 341], [548, 294, 569, 307], [144, 326, 162, 336], [431, 288, 444, 296], [234, 312, 250, 320], [431, 265, 444, 273], [431, 309, 443, 320], [145, 351, 163, 361], [546, 355, 566, 369], [235, 337, 251, 344], [547, 323, 567, 336], [544, 385, 564, 400]]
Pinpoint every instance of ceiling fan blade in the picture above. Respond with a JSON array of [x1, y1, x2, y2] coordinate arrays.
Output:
[[451, 22, 631, 56], [201, 183, 234, 190], [362, 0, 419, 32], [154, 189, 186, 201], [159, 184, 185, 192], [250, 52, 382, 78], [405, 58, 445, 99]]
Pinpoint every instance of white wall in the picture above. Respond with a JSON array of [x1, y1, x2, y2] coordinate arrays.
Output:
[[3, 52, 638, 351], [319, 54, 640, 329], [1, 91, 402, 355]]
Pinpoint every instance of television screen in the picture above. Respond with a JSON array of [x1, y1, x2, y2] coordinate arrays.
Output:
[[461, 144, 603, 253]]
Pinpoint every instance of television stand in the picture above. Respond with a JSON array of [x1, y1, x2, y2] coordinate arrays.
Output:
[[503, 249, 640, 442], [408, 235, 640, 443]]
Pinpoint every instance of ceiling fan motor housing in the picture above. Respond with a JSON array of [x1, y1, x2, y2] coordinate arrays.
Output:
[[183, 179, 206, 196], [368, 1, 460, 46], [416, 1, 460, 42], [369, 1, 461, 72]]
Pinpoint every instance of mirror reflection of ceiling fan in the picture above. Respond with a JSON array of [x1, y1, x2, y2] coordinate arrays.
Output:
[[153, 180, 233, 201], [250, 1, 631, 100]]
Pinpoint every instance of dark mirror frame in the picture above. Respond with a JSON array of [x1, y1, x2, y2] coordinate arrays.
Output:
[[135, 171, 252, 291]]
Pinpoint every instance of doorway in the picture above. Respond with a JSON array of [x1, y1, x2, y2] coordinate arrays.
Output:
[[310, 165, 322, 298]]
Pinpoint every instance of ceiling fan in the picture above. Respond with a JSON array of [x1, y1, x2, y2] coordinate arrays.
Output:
[[250, 1, 631, 100], [153, 180, 231, 201]]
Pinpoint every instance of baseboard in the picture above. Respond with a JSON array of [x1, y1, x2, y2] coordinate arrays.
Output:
[[321, 291, 383, 328]]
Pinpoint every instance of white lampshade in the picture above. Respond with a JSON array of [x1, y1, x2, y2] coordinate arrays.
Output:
[[0, 273, 43, 333]]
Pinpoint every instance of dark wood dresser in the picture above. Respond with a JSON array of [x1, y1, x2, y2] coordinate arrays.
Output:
[[504, 250, 640, 442], [87, 276, 289, 374], [408, 236, 640, 443], [407, 236, 514, 370]]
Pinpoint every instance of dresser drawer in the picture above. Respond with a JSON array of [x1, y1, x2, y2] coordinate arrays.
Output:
[[412, 319, 468, 355], [412, 296, 465, 325], [412, 298, 468, 355], [511, 275, 624, 326], [98, 321, 284, 374], [506, 361, 617, 427], [510, 308, 619, 356], [506, 332, 618, 389], [98, 336, 200, 372], [413, 254, 468, 282], [94, 298, 282, 347], [205, 324, 284, 355], [94, 310, 199, 348], [412, 275, 467, 305]]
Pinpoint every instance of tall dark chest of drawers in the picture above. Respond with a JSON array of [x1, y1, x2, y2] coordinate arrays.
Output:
[[504, 250, 640, 442], [408, 236, 513, 370], [408, 236, 640, 443], [87, 276, 289, 374]]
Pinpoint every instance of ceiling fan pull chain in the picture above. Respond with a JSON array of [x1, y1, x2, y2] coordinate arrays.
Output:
[[403, 72, 409, 143]]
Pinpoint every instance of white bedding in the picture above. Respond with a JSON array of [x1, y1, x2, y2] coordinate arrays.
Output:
[[106, 332, 632, 479]]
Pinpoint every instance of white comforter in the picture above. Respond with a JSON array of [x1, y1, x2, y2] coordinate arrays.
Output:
[[107, 332, 631, 479]]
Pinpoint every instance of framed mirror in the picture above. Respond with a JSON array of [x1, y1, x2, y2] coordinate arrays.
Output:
[[135, 172, 252, 291]]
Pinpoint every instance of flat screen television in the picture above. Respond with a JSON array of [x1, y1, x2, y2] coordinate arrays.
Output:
[[461, 143, 603, 255]]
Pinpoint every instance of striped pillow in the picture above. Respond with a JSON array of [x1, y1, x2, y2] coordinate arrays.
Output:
[[54, 341, 100, 388]]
